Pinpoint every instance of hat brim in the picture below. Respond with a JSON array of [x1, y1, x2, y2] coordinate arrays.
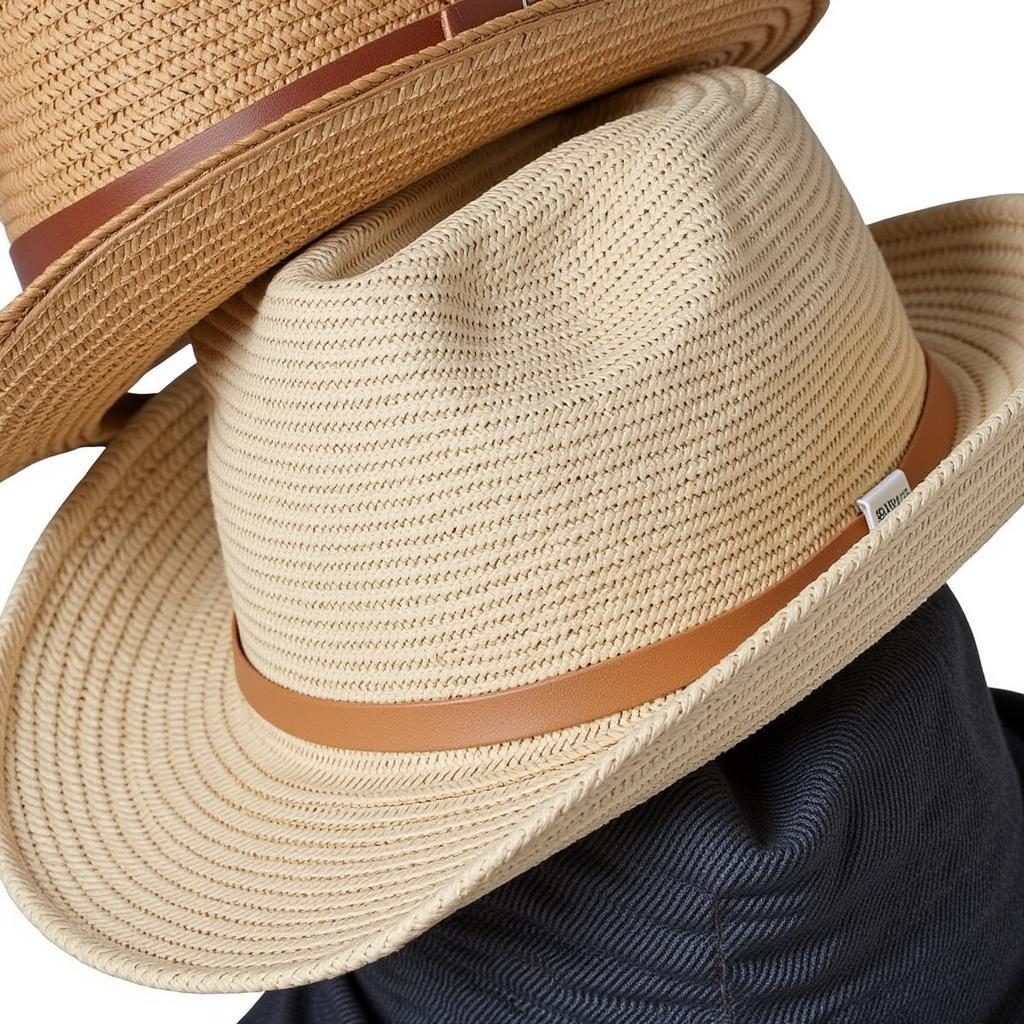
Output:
[[1, 195, 1023, 993], [0, 0, 825, 483]]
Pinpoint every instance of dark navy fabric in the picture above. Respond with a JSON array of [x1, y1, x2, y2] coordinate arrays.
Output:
[[242, 587, 1024, 1023]]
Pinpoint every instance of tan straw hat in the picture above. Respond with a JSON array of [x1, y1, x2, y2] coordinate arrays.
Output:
[[1, 67, 1023, 993], [0, 0, 826, 482]]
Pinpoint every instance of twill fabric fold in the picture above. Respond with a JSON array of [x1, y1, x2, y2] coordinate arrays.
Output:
[[243, 588, 1024, 1024]]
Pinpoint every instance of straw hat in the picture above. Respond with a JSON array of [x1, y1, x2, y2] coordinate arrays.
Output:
[[0, 0, 826, 483], [1, 68, 1022, 993]]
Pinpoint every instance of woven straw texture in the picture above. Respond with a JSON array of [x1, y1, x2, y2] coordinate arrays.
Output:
[[195, 70, 925, 702], [0, 0, 825, 483], [1, 69, 1023, 993], [0, 0, 441, 237]]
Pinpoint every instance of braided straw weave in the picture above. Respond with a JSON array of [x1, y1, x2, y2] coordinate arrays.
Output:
[[0, 0, 443, 237], [1, 68, 1023, 993], [196, 70, 926, 703], [0, 0, 826, 481]]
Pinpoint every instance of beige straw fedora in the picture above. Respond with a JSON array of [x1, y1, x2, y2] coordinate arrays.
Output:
[[1, 67, 1023, 993], [0, 0, 826, 483]]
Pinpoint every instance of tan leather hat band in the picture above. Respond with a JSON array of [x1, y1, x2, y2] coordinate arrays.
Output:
[[233, 352, 957, 752], [8, 0, 528, 286]]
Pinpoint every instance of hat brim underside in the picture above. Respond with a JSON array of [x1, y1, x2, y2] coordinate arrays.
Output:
[[1, 196, 1023, 993], [0, 0, 826, 484]]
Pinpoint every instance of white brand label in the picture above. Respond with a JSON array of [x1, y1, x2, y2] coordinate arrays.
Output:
[[856, 469, 911, 532]]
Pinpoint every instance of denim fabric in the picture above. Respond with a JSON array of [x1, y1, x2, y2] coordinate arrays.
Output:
[[242, 587, 1024, 1023]]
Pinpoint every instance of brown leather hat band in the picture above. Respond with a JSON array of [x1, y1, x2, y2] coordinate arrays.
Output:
[[8, 0, 528, 287], [233, 353, 957, 752]]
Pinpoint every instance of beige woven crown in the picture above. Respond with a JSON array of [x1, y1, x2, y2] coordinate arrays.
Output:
[[192, 67, 926, 706]]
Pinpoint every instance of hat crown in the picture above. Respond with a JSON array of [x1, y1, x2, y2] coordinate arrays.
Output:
[[0, 0, 446, 242], [194, 68, 926, 705]]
